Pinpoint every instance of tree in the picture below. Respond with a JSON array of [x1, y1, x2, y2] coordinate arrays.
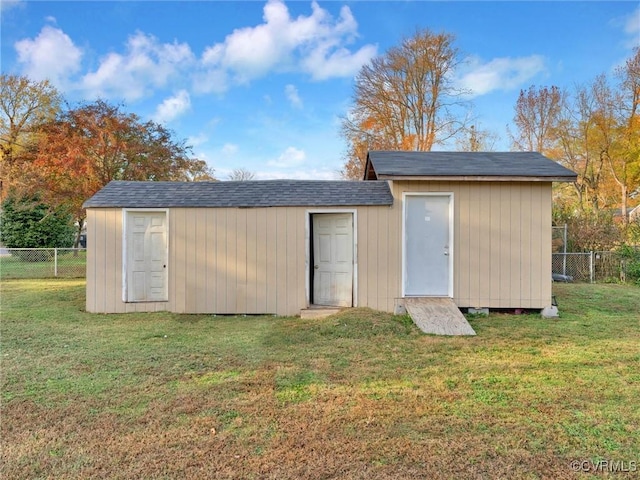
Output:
[[340, 29, 470, 179], [228, 168, 256, 181], [555, 81, 609, 211], [455, 124, 498, 152], [0, 74, 61, 199], [0, 195, 75, 250], [25, 100, 215, 246], [509, 85, 564, 155], [603, 47, 640, 225]]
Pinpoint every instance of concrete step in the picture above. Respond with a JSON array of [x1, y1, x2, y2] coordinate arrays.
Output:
[[300, 306, 343, 319], [404, 297, 476, 336]]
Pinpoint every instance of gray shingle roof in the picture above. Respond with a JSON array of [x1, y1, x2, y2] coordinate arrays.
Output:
[[365, 151, 577, 181], [83, 180, 394, 208]]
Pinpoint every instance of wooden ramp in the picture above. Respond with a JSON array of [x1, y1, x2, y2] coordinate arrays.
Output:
[[404, 297, 476, 336]]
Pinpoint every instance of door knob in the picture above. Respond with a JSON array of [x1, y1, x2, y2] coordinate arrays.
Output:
[[314, 265, 319, 269]]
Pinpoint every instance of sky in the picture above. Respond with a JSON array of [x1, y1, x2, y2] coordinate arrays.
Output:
[[1, 1, 638, 180]]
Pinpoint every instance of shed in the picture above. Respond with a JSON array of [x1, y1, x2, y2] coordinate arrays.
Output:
[[83, 151, 576, 317]]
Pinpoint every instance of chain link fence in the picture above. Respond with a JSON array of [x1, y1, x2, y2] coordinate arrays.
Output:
[[552, 251, 632, 283], [0, 247, 634, 283], [0, 248, 86, 279]]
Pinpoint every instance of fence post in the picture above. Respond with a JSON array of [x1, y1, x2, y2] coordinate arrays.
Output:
[[54, 248, 58, 277], [589, 251, 594, 284], [562, 224, 567, 276]]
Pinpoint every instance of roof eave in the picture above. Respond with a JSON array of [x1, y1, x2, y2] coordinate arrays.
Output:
[[377, 175, 578, 182]]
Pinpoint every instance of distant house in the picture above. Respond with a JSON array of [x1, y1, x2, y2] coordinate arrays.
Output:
[[83, 151, 576, 316]]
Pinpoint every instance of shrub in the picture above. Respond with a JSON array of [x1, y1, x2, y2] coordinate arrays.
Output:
[[618, 245, 640, 285], [553, 207, 623, 252], [0, 196, 75, 260]]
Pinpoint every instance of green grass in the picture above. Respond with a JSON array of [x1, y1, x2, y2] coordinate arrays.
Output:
[[0, 250, 86, 279], [1, 280, 639, 479]]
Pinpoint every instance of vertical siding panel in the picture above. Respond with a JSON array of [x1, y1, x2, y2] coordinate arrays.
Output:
[[226, 209, 237, 314], [457, 182, 470, 305], [195, 209, 207, 313], [215, 209, 227, 312], [184, 208, 199, 313], [367, 206, 379, 310], [113, 210, 124, 313], [285, 208, 299, 316], [540, 184, 553, 306], [265, 208, 278, 313], [245, 209, 258, 314], [85, 210, 96, 312], [104, 209, 122, 312], [478, 184, 492, 306], [530, 184, 543, 305], [275, 208, 287, 315], [489, 183, 502, 304], [520, 184, 533, 307], [205, 209, 217, 312], [174, 209, 187, 313], [388, 182, 401, 305], [358, 208, 369, 308], [255, 209, 268, 313], [510, 184, 522, 307], [296, 208, 307, 313], [468, 183, 481, 306], [377, 206, 390, 311], [236, 209, 247, 313], [93, 210, 107, 312], [499, 184, 512, 304]]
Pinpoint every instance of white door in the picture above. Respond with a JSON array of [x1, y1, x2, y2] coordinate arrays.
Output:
[[126, 212, 168, 302], [404, 195, 451, 296], [313, 213, 353, 307]]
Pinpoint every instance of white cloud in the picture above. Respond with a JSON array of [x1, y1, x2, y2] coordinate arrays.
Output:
[[285, 84, 302, 108], [0, 0, 24, 14], [15, 25, 82, 87], [153, 90, 191, 123], [267, 146, 306, 168], [81, 31, 195, 101], [222, 143, 239, 155], [623, 6, 640, 48], [302, 42, 377, 80], [254, 168, 338, 180], [197, 0, 376, 91], [187, 133, 209, 148], [457, 55, 546, 97]]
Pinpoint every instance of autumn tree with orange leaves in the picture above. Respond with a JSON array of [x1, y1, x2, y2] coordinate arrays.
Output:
[[341, 29, 471, 179], [0, 74, 61, 200], [19, 99, 214, 245], [511, 48, 639, 223]]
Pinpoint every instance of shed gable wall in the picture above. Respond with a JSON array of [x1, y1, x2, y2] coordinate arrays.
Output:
[[390, 180, 552, 308]]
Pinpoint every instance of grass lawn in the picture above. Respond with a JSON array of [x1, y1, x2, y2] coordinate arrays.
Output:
[[1, 280, 639, 479]]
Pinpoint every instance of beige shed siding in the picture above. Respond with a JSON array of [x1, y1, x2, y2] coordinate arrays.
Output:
[[88, 205, 396, 316], [86, 180, 552, 315], [389, 181, 552, 309]]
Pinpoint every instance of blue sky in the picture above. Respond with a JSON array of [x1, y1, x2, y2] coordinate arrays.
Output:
[[1, 1, 638, 180]]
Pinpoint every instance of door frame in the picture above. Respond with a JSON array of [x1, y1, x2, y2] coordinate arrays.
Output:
[[305, 209, 357, 308], [401, 192, 454, 298], [122, 208, 169, 303]]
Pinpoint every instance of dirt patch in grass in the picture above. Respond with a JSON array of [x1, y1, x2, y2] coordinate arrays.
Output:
[[2, 280, 639, 479]]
